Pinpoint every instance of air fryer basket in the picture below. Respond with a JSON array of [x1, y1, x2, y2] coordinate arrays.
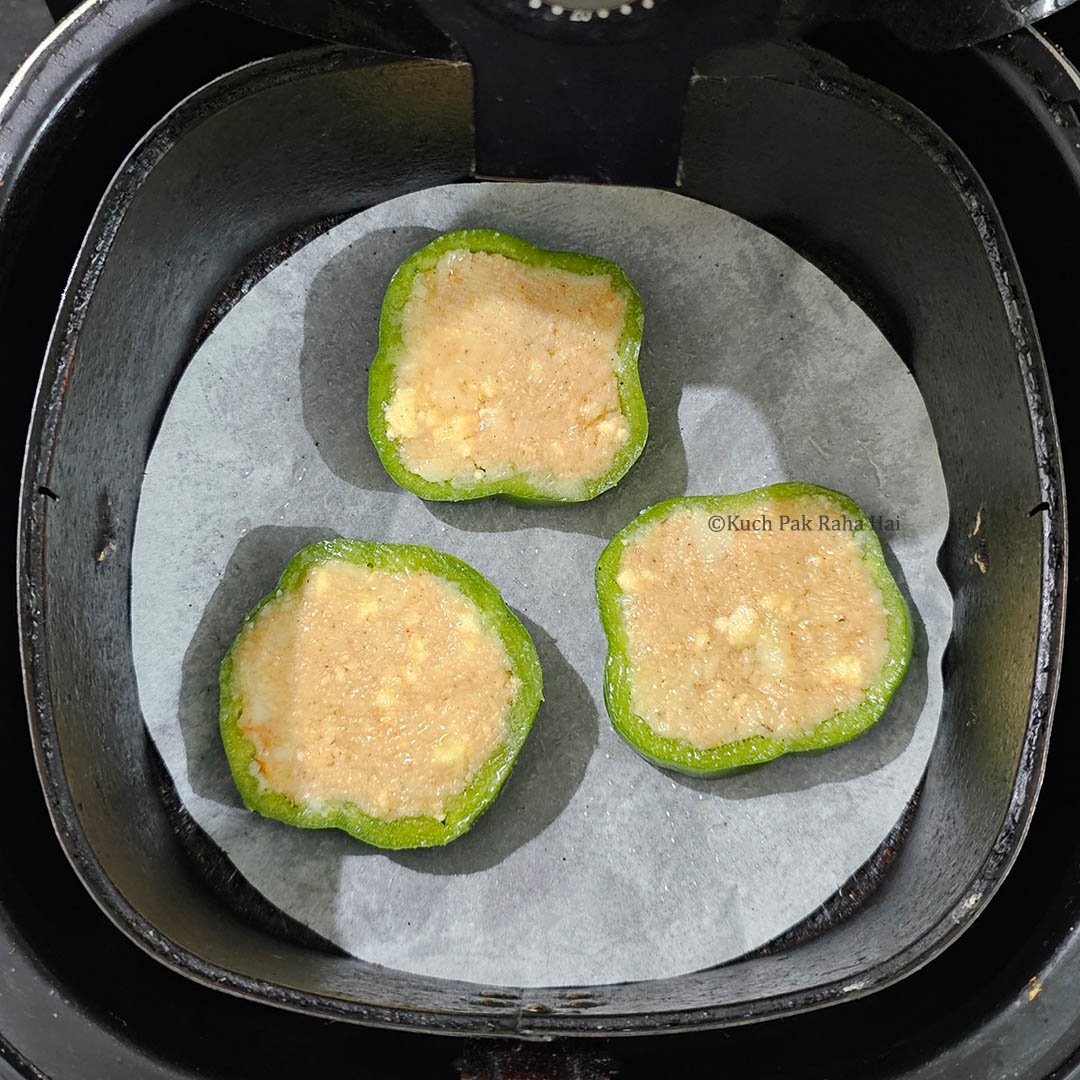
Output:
[[18, 36, 1064, 1035]]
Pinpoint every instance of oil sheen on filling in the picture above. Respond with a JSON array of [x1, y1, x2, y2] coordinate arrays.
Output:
[[383, 249, 630, 497], [617, 496, 890, 747], [231, 560, 519, 821]]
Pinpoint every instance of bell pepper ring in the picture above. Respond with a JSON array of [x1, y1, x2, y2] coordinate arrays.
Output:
[[595, 483, 912, 776], [368, 229, 647, 504], [219, 539, 543, 848]]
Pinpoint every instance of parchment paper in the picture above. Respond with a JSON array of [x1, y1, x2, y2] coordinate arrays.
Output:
[[131, 183, 951, 987]]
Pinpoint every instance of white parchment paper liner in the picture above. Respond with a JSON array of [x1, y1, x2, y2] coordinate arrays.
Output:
[[131, 182, 951, 987]]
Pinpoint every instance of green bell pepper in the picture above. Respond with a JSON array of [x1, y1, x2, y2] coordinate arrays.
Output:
[[367, 229, 647, 503], [595, 483, 912, 776], [219, 538, 543, 848]]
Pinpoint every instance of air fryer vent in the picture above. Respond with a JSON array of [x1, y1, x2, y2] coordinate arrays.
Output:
[[527, 0, 657, 19]]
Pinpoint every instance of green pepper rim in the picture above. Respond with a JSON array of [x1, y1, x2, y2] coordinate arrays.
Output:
[[367, 228, 648, 503], [219, 538, 543, 848], [594, 483, 913, 777]]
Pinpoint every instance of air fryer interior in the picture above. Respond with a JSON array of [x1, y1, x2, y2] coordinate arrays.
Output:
[[19, 39, 1062, 1035]]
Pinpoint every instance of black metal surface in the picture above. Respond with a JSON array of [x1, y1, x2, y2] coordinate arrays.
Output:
[[10, 0, 1065, 1048], [204, 0, 457, 56], [0, 0, 52, 85], [411, 0, 1080, 184], [208, 0, 1080, 51], [186, 0, 1080, 187], [41, 0, 73, 19], [1, 0, 1078, 1075], [866, 0, 1078, 50]]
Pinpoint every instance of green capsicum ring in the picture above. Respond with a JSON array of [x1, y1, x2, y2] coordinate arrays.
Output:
[[219, 538, 544, 848], [595, 483, 913, 777], [367, 229, 648, 504]]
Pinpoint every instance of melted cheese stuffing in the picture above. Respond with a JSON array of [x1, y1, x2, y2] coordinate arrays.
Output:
[[616, 496, 889, 747], [384, 249, 630, 497], [231, 560, 519, 821]]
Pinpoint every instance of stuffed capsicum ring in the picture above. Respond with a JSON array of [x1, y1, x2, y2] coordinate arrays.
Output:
[[220, 539, 543, 847], [368, 229, 647, 503], [595, 483, 912, 776]]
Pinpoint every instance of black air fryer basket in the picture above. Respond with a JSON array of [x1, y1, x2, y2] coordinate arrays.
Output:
[[1, 0, 1076, 1075]]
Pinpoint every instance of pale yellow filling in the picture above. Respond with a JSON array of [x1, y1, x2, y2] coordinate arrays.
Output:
[[617, 496, 889, 747], [384, 249, 630, 497], [231, 560, 519, 821]]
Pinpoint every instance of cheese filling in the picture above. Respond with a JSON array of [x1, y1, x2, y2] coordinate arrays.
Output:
[[384, 249, 630, 496], [231, 560, 519, 821], [616, 496, 890, 747]]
